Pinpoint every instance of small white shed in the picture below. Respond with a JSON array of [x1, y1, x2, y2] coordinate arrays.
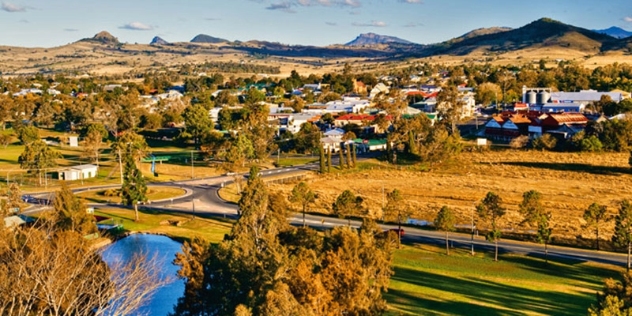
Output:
[[58, 164, 98, 181]]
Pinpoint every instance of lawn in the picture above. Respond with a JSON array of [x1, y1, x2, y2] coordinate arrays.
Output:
[[76, 186, 186, 204], [385, 243, 620, 316], [88, 206, 621, 315], [94, 207, 233, 243]]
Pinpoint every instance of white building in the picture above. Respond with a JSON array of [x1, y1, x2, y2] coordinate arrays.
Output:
[[57, 164, 98, 181]]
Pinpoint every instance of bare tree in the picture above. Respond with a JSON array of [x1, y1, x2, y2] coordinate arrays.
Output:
[[0, 224, 167, 316]]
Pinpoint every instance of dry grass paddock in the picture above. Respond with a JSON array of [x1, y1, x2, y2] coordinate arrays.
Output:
[[270, 149, 632, 248]]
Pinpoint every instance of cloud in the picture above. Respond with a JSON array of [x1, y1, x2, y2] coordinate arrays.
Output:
[[64, 28, 79, 32], [266, 2, 296, 13], [205, 17, 221, 21], [399, 0, 422, 3], [119, 22, 153, 31], [624, 16, 632, 23], [1, 2, 26, 12], [353, 20, 387, 27], [261, 0, 361, 13], [325, 21, 337, 26]]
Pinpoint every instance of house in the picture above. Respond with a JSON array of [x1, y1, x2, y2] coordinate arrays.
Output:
[[57, 164, 98, 181], [323, 128, 345, 139], [370, 83, 389, 99], [540, 113, 588, 133], [320, 137, 341, 153], [353, 138, 387, 153], [334, 114, 375, 127], [325, 98, 370, 114]]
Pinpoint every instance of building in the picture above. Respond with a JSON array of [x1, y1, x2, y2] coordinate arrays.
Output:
[[57, 164, 98, 181]]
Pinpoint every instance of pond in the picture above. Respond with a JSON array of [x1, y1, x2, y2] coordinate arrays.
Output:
[[101, 234, 184, 316]]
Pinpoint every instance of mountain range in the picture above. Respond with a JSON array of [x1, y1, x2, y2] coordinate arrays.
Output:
[[74, 18, 632, 58], [3, 18, 632, 76]]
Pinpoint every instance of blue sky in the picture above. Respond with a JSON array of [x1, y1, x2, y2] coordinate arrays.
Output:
[[1, 0, 631, 48]]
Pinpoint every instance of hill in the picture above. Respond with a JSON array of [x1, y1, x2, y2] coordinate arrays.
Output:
[[79, 31, 119, 45], [190, 34, 229, 44], [150, 36, 169, 45], [593, 26, 632, 39], [433, 18, 618, 55], [453, 27, 513, 41], [345, 33, 414, 46]]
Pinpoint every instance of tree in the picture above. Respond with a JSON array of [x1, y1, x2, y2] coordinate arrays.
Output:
[[16, 125, 39, 145], [434, 206, 457, 255], [0, 134, 12, 148], [536, 212, 553, 263], [589, 271, 632, 315], [2, 182, 21, 216], [518, 190, 553, 262], [18, 139, 60, 186], [332, 189, 363, 226], [52, 182, 96, 234], [345, 143, 352, 169], [436, 85, 464, 134], [327, 147, 332, 173], [475, 82, 501, 106], [111, 130, 149, 165], [476, 192, 506, 261], [289, 182, 316, 227], [583, 203, 610, 250], [173, 180, 393, 315], [613, 200, 632, 271], [319, 143, 326, 174], [532, 134, 557, 151], [0, 226, 166, 316], [382, 188, 408, 247], [182, 103, 212, 146], [121, 147, 147, 221], [82, 124, 107, 168], [338, 146, 345, 169], [518, 190, 544, 225]]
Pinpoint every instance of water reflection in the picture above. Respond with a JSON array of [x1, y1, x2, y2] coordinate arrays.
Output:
[[101, 234, 184, 316]]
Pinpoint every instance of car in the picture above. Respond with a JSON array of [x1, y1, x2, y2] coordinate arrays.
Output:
[[21, 195, 34, 203]]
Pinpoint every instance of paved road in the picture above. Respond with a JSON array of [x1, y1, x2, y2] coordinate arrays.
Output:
[[23, 159, 630, 268]]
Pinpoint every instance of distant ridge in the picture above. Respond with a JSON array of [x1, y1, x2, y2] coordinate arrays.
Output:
[[150, 36, 169, 45], [456, 27, 513, 41], [345, 33, 414, 46], [593, 26, 632, 39], [80, 31, 119, 44], [434, 18, 617, 55], [190, 34, 229, 44]]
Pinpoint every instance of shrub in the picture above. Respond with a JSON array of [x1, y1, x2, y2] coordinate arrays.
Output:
[[532, 134, 557, 151], [509, 136, 529, 149]]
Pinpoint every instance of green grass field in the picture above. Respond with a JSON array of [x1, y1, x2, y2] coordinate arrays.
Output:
[[94, 207, 233, 243], [94, 207, 619, 315], [385, 243, 620, 315]]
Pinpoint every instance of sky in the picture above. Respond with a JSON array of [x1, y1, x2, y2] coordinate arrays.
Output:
[[1, 0, 631, 48]]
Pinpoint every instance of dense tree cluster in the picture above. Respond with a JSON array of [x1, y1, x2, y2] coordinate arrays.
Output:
[[172, 167, 394, 315]]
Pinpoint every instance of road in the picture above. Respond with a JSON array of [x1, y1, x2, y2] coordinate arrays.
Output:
[[24, 159, 630, 268]]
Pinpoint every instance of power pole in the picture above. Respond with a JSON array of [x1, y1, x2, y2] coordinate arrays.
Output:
[[118, 147, 123, 185], [191, 150, 194, 179]]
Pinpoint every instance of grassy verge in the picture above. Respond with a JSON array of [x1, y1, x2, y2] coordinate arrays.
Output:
[[77, 187, 186, 204], [276, 156, 319, 167], [94, 207, 233, 243], [385, 242, 620, 315]]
